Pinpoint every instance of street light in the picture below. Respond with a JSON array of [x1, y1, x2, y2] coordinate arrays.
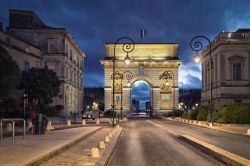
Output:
[[23, 93, 28, 120], [190, 35, 213, 125], [120, 71, 134, 120], [112, 37, 134, 127]]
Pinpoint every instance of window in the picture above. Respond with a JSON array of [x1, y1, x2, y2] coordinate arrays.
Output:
[[49, 43, 56, 53], [65, 45, 68, 55], [233, 63, 241, 80], [60, 64, 64, 76], [70, 50, 73, 60], [24, 61, 30, 71]]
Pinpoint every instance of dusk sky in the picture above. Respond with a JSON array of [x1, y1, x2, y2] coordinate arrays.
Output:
[[1, 0, 250, 89]]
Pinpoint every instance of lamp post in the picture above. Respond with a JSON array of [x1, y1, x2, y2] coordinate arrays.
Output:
[[23, 93, 28, 120], [190, 35, 213, 125], [120, 71, 134, 120], [112, 37, 134, 127]]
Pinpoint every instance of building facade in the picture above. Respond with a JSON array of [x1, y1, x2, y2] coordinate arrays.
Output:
[[1, 9, 85, 115], [0, 30, 41, 71], [101, 43, 181, 116], [201, 29, 250, 109]]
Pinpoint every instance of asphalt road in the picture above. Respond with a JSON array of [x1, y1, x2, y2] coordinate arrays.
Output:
[[107, 119, 225, 166], [154, 119, 250, 159]]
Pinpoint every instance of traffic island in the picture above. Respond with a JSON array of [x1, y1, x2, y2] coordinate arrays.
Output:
[[95, 126, 123, 166], [179, 135, 250, 166], [162, 117, 250, 137]]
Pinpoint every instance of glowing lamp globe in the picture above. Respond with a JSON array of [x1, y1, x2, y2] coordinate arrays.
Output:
[[124, 55, 130, 65], [193, 54, 201, 63]]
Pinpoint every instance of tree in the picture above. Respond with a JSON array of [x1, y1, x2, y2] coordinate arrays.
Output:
[[19, 67, 61, 113], [0, 46, 20, 99]]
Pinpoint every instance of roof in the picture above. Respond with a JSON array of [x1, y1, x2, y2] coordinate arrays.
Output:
[[236, 29, 250, 32]]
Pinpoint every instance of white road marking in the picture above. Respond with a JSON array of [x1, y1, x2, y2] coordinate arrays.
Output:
[[148, 120, 179, 136], [147, 120, 162, 127]]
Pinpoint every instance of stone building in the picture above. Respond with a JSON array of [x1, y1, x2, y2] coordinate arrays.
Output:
[[201, 29, 250, 109], [0, 30, 41, 71], [101, 43, 181, 116], [2, 9, 85, 115]]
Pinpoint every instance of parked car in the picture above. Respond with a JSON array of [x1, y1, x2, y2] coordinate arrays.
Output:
[[81, 111, 95, 120]]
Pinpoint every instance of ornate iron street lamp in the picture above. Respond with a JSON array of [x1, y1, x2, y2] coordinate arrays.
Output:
[[120, 71, 134, 120], [190, 35, 213, 125], [112, 37, 134, 127]]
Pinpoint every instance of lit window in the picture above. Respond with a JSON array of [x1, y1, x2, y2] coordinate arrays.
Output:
[[233, 63, 241, 80]]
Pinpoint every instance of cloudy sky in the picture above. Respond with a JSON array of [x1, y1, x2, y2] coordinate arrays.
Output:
[[1, 0, 250, 89]]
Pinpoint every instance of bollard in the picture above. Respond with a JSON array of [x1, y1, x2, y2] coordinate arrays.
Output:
[[91, 147, 99, 158], [193, 120, 196, 124], [46, 121, 54, 130], [247, 129, 250, 135], [198, 122, 201, 125], [27, 120, 33, 130], [109, 133, 113, 139], [105, 136, 110, 143], [99, 141, 105, 149], [82, 119, 86, 125], [6, 123, 12, 132], [96, 119, 100, 125], [209, 123, 213, 127], [67, 120, 71, 126]]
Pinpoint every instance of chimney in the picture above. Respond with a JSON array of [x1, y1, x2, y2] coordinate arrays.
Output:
[[0, 22, 2, 31]]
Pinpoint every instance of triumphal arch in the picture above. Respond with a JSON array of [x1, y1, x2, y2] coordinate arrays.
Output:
[[100, 42, 182, 116]]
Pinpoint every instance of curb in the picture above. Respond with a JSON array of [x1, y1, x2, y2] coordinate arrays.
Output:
[[95, 127, 123, 166], [163, 117, 250, 138], [24, 127, 102, 166], [179, 134, 250, 166]]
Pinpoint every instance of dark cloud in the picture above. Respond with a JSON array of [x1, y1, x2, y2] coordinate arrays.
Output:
[[1, 0, 250, 88]]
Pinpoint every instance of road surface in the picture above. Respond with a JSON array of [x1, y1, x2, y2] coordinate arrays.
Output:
[[108, 119, 225, 166], [155, 119, 250, 159]]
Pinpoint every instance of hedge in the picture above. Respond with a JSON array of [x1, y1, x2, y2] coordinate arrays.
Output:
[[215, 103, 250, 124]]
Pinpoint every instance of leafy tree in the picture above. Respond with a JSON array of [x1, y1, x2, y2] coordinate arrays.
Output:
[[19, 67, 61, 113], [0, 45, 20, 99]]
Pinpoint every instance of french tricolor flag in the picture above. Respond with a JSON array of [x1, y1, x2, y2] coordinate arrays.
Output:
[[141, 29, 147, 38]]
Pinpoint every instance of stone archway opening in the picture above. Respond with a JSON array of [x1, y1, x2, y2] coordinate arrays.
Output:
[[131, 80, 151, 117]]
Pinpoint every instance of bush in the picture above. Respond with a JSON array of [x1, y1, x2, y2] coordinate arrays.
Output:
[[196, 106, 209, 121], [104, 109, 116, 118], [215, 103, 250, 124], [163, 109, 184, 117], [185, 108, 198, 120]]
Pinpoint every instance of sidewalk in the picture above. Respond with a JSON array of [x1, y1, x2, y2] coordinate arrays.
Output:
[[164, 117, 250, 136], [0, 126, 100, 166]]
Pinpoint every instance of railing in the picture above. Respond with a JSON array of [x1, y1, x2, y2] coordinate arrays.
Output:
[[203, 32, 250, 53], [0, 118, 26, 144]]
